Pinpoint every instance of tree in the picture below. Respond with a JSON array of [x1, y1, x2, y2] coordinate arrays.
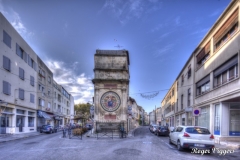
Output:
[[74, 103, 91, 119]]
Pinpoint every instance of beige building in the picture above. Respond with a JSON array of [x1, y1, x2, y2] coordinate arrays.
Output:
[[52, 80, 73, 127], [160, 0, 240, 142], [0, 12, 38, 134], [175, 56, 194, 127], [193, 0, 240, 142]]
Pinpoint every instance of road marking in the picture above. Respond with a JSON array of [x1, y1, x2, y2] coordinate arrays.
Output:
[[165, 142, 174, 149], [142, 142, 152, 144]]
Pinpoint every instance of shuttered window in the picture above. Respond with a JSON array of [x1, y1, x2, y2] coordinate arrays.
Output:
[[3, 55, 11, 71], [30, 94, 34, 103], [16, 43, 24, 59], [3, 81, 11, 95], [19, 88, 24, 100], [3, 30, 11, 48], [19, 67, 25, 80], [30, 76, 34, 86], [214, 8, 239, 50], [196, 41, 210, 64]]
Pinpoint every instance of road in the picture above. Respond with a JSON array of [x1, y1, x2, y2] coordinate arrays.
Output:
[[0, 126, 239, 160]]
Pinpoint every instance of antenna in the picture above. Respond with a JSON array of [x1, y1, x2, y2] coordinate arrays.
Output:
[[114, 44, 123, 49]]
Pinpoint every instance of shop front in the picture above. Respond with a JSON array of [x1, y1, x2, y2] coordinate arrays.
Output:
[[54, 115, 63, 127], [37, 110, 53, 131], [0, 107, 14, 134]]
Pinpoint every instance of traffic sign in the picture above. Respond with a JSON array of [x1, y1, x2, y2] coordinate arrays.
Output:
[[193, 108, 201, 116]]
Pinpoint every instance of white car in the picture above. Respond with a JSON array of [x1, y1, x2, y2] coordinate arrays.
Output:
[[169, 126, 215, 151]]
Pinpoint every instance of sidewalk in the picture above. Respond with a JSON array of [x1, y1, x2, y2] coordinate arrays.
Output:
[[214, 141, 240, 150], [0, 132, 42, 143]]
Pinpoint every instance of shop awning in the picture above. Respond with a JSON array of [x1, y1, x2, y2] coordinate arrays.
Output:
[[37, 111, 52, 120]]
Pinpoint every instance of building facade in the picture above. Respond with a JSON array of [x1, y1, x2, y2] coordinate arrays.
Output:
[[160, 0, 240, 142], [0, 12, 74, 134], [92, 50, 130, 131], [193, 0, 240, 142], [0, 12, 38, 134]]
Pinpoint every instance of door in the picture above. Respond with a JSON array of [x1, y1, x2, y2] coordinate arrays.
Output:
[[16, 116, 24, 132], [0, 115, 7, 134]]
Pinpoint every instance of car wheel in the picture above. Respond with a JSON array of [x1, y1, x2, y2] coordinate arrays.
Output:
[[177, 140, 183, 151], [169, 137, 172, 144]]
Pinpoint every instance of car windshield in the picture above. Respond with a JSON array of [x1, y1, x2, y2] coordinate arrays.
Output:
[[185, 127, 210, 134]]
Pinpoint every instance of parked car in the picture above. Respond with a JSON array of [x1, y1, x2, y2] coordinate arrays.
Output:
[[155, 126, 169, 136], [149, 124, 158, 133], [169, 126, 215, 151], [86, 124, 93, 130], [40, 125, 58, 134]]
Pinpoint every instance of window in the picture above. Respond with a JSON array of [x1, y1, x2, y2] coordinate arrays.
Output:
[[182, 118, 185, 126], [19, 88, 24, 100], [214, 104, 220, 135], [30, 94, 35, 103], [214, 8, 238, 51], [28, 111, 34, 116], [39, 99, 45, 106], [188, 88, 191, 106], [19, 67, 25, 80], [3, 55, 11, 71], [16, 43, 24, 59], [176, 99, 178, 112], [196, 75, 210, 96], [196, 41, 210, 69], [181, 74, 184, 85], [17, 109, 24, 114], [181, 94, 183, 109], [30, 76, 34, 86], [172, 89, 174, 96], [213, 55, 238, 88], [48, 76, 51, 84], [3, 81, 11, 95], [28, 117, 34, 127], [188, 65, 191, 78], [48, 90, 50, 96], [3, 30, 11, 48]]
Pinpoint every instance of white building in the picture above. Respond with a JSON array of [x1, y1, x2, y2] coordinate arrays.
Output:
[[0, 12, 38, 134]]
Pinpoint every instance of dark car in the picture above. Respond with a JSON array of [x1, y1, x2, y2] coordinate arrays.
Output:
[[86, 124, 93, 130], [40, 125, 57, 134], [155, 126, 169, 136]]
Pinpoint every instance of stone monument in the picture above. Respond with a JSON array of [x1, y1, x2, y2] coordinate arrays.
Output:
[[92, 50, 130, 131]]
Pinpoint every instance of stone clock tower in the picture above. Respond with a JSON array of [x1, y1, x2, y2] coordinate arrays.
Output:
[[92, 50, 130, 126]]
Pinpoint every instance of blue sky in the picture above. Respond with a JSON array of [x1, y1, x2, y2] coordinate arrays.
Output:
[[0, 0, 231, 113]]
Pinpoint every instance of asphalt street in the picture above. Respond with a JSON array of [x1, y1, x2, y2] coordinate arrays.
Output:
[[0, 126, 239, 160]]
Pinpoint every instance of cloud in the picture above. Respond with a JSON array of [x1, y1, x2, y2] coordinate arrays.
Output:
[[153, 44, 174, 58], [100, 0, 161, 25], [0, 1, 34, 38], [209, 9, 221, 17], [45, 60, 94, 104]]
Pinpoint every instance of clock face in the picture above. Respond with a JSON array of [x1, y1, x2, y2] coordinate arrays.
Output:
[[100, 91, 121, 112]]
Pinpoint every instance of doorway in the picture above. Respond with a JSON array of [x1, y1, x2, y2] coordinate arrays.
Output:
[[16, 116, 24, 132]]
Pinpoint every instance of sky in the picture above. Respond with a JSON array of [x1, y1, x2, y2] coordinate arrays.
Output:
[[0, 0, 231, 113]]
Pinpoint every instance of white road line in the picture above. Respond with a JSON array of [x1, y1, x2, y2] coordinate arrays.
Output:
[[165, 142, 174, 149]]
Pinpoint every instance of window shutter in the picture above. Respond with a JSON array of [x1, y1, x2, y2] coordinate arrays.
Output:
[[3, 81, 8, 95], [8, 83, 11, 95], [30, 94, 34, 103], [28, 55, 31, 66], [196, 75, 210, 87], [23, 51, 27, 63], [19, 89, 24, 100], [214, 55, 238, 77], [214, 8, 238, 44], [30, 76, 34, 86], [19, 68, 24, 80], [196, 41, 210, 63], [16, 43, 21, 57], [33, 61, 36, 71], [3, 30, 11, 48], [3, 56, 11, 71]]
